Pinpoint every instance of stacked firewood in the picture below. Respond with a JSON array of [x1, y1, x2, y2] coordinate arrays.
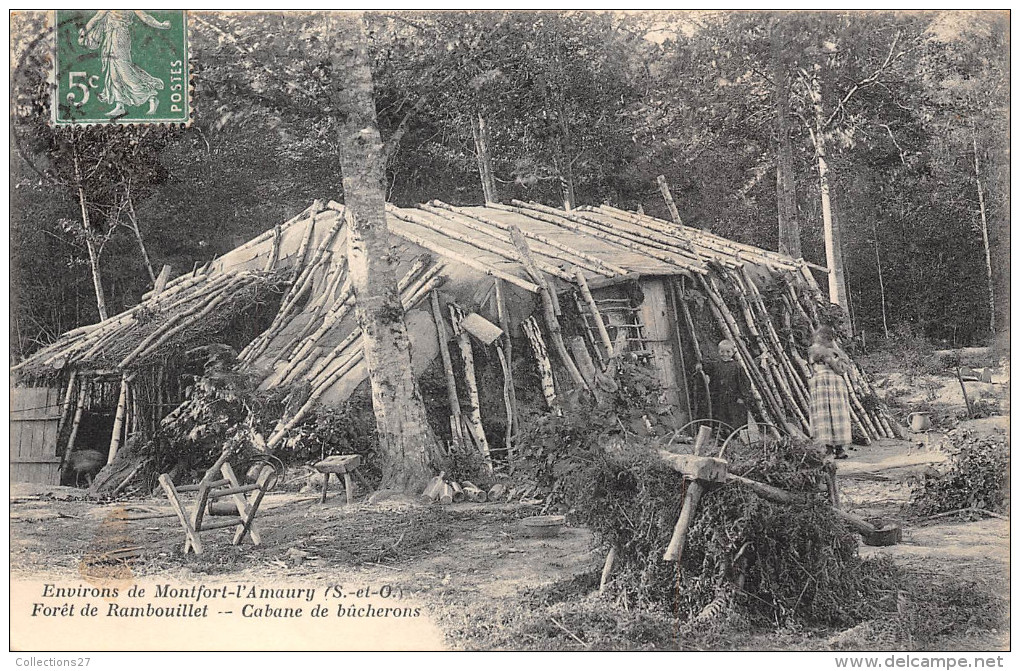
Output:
[[420, 473, 544, 505]]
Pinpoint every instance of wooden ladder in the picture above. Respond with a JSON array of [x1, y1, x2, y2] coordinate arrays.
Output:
[[594, 297, 652, 360]]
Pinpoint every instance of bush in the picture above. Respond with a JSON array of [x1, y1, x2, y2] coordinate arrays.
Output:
[[285, 392, 381, 481], [910, 426, 1010, 515], [510, 359, 898, 629], [145, 345, 285, 477], [510, 359, 678, 504]]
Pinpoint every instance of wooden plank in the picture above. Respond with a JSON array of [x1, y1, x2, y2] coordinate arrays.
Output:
[[10, 387, 58, 478], [638, 278, 680, 409], [38, 389, 61, 464], [12, 463, 59, 484], [10, 414, 65, 422]]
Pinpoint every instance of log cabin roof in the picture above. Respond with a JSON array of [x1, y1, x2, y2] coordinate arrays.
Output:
[[12, 198, 825, 424]]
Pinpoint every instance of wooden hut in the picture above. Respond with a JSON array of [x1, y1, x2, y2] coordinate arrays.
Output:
[[11, 198, 896, 483]]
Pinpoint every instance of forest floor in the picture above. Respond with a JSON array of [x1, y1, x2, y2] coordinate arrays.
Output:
[[9, 356, 1010, 651]]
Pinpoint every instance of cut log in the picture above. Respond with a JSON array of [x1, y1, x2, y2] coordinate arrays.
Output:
[[461, 481, 487, 502], [599, 545, 618, 595], [460, 312, 503, 345]]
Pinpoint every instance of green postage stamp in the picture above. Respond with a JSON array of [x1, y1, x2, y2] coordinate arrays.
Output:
[[53, 10, 190, 125]]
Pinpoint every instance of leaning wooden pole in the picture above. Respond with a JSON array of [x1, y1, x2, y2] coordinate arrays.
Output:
[[665, 280, 694, 424], [494, 280, 520, 440], [676, 279, 712, 420], [107, 374, 130, 465], [431, 291, 465, 450], [509, 227, 589, 391], [60, 383, 88, 476], [451, 305, 494, 475], [573, 268, 614, 361], [656, 174, 683, 228], [56, 371, 78, 438]]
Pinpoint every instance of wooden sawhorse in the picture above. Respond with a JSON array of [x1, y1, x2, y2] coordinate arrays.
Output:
[[158, 455, 274, 555], [313, 454, 365, 504]]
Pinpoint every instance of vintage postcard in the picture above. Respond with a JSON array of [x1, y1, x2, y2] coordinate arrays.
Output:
[[9, 9, 1010, 658]]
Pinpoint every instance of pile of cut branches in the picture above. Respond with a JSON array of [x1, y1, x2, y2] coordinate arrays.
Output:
[[563, 433, 900, 630]]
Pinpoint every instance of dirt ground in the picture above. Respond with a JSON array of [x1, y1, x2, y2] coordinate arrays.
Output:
[[9, 363, 1010, 651], [9, 429, 1009, 651]]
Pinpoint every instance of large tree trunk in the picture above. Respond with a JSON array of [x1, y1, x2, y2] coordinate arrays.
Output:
[[72, 145, 109, 322], [772, 28, 801, 258], [331, 14, 438, 493], [804, 74, 849, 313], [972, 128, 995, 336]]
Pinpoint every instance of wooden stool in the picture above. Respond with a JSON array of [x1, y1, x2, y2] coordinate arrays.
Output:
[[314, 455, 364, 504], [158, 452, 273, 555]]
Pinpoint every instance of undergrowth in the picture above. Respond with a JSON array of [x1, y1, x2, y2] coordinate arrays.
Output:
[[910, 426, 1010, 516], [510, 359, 902, 632]]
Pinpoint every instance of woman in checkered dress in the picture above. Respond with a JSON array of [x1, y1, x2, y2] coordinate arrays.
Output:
[[808, 326, 852, 459]]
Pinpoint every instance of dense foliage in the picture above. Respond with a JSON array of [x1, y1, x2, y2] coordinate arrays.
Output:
[[10, 11, 1009, 359], [911, 425, 1010, 515]]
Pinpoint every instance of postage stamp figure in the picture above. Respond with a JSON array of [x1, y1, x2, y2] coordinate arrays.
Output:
[[54, 10, 189, 125]]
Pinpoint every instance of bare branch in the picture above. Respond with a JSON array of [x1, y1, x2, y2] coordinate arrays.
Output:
[[823, 30, 902, 129], [877, 123, 907, 165]]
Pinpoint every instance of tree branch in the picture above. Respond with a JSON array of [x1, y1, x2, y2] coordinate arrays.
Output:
[[823, 30, 902, 129], [877, 123, 907, 165]]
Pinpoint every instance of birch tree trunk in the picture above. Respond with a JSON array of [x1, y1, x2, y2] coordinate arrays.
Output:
[[72, 144, 109, 322], [124, 191, 157, 284], [555, 114, 578, 211], [972, 128, 995, 335], [331, 13, 438, 493], [772, 27, 801, 258], [872, 221, 890, 339], [804, 74, 849, 312], [471, 112, 499, 203]]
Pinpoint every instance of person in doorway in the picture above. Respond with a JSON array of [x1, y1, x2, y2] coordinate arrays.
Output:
[[808, 326, 853, 459], [699, 339, 751, 437]]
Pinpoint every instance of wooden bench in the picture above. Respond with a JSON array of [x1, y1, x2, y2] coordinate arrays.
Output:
[[313, 454, 365, 504], [158, 451, 273, 555]]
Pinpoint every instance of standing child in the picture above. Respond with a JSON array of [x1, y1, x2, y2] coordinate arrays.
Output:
[[808, 326, 853, 459], [700, 339, 751, 434]]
